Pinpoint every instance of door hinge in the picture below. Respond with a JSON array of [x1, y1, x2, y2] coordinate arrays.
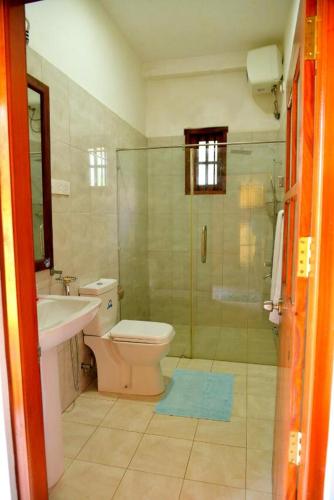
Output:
[[305, 16, 317, 60], [297, 237, 312, 278], [289, 431, 302, 465]]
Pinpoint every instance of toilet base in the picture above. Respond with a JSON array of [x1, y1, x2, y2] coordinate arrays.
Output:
[[84, 335, 169, 396], [98, 363, 165, 396]]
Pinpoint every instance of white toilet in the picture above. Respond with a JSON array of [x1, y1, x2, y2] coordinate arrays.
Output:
[[80, 278, 175, 395]]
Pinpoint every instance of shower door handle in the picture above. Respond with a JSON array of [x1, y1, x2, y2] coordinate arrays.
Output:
[[201, 225, 207, 263]]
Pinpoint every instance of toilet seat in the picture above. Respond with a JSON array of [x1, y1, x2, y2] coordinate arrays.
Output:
[[108, 320, 175, 344]]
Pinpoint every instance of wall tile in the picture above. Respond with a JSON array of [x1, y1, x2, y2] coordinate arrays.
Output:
[[32, 49, 148, 409]]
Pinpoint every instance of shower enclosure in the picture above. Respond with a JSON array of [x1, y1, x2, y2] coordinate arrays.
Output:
[[117, 139, 284, 365]]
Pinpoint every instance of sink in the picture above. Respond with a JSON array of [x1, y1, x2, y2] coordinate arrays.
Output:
[[37, 294, 101, 488], [38, 295, 101, 352]]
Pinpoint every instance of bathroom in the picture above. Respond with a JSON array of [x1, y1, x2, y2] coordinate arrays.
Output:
[[27, 0, 290, 498], [2, 0, 325, 499]]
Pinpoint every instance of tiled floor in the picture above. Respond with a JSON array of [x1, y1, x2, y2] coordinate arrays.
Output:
[[50, 358, 276, 500]]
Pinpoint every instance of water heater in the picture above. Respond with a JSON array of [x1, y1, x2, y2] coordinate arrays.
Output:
[[247, 45, 283, 94]]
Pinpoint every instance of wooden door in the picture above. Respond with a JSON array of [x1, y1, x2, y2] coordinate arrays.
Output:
[[273, 0, 316, 498], [0, 0, 48, 498]]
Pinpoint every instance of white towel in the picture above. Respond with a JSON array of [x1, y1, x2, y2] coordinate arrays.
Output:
[[269, 210, 284, 325]]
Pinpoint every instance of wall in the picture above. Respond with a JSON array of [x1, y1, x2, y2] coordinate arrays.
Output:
[[27, 48, 148, 410], [280, 0, 301, 130], [25, 0, 145, 133], [145, 70, 280, 138], [283, 0, 301, 87]]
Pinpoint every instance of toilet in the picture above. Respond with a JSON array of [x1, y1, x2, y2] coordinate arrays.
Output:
[[80, 278, 175, 395]]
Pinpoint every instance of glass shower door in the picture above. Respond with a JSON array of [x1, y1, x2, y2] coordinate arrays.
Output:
[[190, 142, 281, 365]]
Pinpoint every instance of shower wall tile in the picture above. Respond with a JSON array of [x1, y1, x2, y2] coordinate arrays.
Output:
[[172, 252, 191, 290], [28, 48, 148, 410], [216, 327, 248, 363], [148, 251, 173, 289]]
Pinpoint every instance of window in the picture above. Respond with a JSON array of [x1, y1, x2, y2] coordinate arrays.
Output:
[[184, 127, 228, 194], [88, 147, 107, 187]]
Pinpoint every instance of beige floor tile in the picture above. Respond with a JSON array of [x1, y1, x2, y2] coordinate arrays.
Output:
[[161, 356, 180, 375], [50, 460, 124, 500], [247, 419, 274, 451], [117, 392, 165, 407], [101, 400, 153, 432], [195, 417, 246, 447], [62, 421, 96, 459], [129, 434, 192, 478], [178, 358, 213, 371], [246, 449, 273, 493], [62, 396, 114, 426], [186, 441, 246, 488], [78, 427, 142, 468], [247, 395, 275, 420], [81, 379, 118, 401], [113, 469, 182, 500], [64, 457, 72, 470], [233, 393, 247, 418], [180, 480, 245, 500], [246, 490, 272, 500], [247, 364, 277, 379], [234, 374, 247, 394], [247, 376, 277, 398], [212, 360, 248, 375], [146, 414, 198, 440]]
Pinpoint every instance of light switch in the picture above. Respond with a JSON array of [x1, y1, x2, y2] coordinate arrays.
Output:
[[51, 179, 71, 196]]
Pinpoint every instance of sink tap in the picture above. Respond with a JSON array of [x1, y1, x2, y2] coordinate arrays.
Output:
[[61, 276, 77, 296]]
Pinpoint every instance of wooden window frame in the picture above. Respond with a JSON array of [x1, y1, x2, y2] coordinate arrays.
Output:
[[184, 126, 228, 195]]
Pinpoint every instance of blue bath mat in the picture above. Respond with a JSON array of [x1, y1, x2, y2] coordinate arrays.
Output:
[[156, 369, 234, 421]]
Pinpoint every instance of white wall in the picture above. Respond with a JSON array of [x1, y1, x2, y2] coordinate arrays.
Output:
[[26, 0, 145, 133], [283, 0, 301, 83], [145, 70, 279, 138]]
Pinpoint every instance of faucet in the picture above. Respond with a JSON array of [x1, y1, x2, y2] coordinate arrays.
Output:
[[51, 269, 77, 296], [60, 276, 77, 296]]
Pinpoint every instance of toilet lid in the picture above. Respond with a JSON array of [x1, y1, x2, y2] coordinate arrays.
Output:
[[109, 320, 175, 344]]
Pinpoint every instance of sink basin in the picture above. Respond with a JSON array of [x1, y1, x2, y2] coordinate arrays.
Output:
[[37, 294, 100, 488], [38, 294, 101, 352]]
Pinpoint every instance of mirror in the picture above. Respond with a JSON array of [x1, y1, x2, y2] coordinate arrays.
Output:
[[27, 75, 53, 271]]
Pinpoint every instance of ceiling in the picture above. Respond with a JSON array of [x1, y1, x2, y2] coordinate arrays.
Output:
[[101, 0, 292, 62]]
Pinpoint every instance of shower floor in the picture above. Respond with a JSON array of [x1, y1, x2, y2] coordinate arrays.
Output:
[[50, 358, 276, 500]]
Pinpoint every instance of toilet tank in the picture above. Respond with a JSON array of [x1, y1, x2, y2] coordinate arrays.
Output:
[[79, 278, 119, 336]]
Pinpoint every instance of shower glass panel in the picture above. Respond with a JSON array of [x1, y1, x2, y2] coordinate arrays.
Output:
[[117, 140, 284, 365], [191, 143, 283, 364], [117, 147, 192, 357]]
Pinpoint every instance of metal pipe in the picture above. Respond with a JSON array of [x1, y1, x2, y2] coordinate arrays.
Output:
[[116, 139, 286, 152]]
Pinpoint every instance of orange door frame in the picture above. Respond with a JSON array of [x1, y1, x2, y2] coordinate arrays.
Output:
[[298, 0, 334, 497], [0, 1, 48, 498]]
